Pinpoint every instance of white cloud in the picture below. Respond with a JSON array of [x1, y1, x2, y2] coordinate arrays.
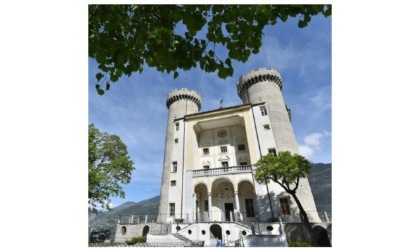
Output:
[[298, 131, 330, 160], [303, 133, 323, 146], [298, 145, 314, 159]]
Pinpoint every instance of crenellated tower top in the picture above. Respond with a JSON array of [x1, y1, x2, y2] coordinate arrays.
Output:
[[166, 88, 202, 111], [236, 67, 283, 99]]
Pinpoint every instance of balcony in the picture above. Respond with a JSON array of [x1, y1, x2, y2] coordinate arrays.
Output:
[[192, 165, 253, 178]]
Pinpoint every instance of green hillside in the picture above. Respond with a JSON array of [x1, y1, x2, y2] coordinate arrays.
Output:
[[307, 163, 332, 219]]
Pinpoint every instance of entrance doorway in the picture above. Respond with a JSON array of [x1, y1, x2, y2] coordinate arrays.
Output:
[[210, 224, 222, 240], [142, 226, 150, 236], [224, 203, 234, 221]]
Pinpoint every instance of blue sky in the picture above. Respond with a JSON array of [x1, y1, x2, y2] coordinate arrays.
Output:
[[88, 14, 331, 207]]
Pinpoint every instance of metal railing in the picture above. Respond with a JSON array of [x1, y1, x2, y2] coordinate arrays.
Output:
[[192, 165, 253, 177]]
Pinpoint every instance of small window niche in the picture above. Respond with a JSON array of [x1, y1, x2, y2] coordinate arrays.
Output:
[[263, 124, 270, 130], [172, 161, 178, 172], [268, 148, 277, 156], [260, 106, 268, 116]]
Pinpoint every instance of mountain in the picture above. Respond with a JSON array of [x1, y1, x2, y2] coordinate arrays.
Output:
[[89, 196, 160, 231], [307, 163, 332, 219]]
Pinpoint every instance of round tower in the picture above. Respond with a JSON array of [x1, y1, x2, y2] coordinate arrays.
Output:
[[237, 67, 321, 222], [237, 67, 298, 153], [157, 88, 201, 223]]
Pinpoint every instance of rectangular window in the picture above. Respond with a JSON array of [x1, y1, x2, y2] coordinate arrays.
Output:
[[172, 161, 177, 172], [221, 161, 229, 168], [260, 106, 268, 116], [169, 203, 175, 216], [204, 200, 209, 212], [220, 146, 227, 153], [170, 180, 176, 186], [238, 144, 246, 151], [279, 198, 291, 215], [263, 124, 270, 129], [203, 148, 209, 155], [240, 162, 248, 166], [203, 165, 210, 169], [245, 199, 255, 217], [268, 148, 277, 156], [175, 122, 179, 131], [174, 138, 178, 143]]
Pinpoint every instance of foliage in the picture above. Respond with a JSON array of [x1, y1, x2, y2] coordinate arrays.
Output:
[[89, 4, 331, 95], [126, 236, 147, 245], [287, 240, 314, 247], [255, 151, 315, 242], [89, 124, 135, 213], [254, 151, 311, 191]]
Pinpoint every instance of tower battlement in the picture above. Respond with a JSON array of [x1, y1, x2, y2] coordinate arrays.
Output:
[[236, 67, 283, 97], [166, 88, 202, 111]]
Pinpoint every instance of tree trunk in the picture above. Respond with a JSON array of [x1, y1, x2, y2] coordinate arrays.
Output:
[[289, 191, 316, 245]]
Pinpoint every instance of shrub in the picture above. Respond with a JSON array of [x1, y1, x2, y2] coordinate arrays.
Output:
[[288, 240, 314, 247], [126, 236, 147, 245]]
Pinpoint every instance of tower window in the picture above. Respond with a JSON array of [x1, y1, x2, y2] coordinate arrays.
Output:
[[203, 148, 209, 155], [238, 144, 246, 151], [268, 148, 277, 156], [220, 146, 227, 153], [203, 165, 210, 169], [172, 161, 177, 172], [245, 199, 255, 217], [263, 124, 270, 130], [260, 106, 268, 116], [279, 197, 291, 215], [170, 180, 176, 186], [240, 162, 248, 166], [175, 122, 179, 131], [169, 203, 175, 216], [221, 161, 229, 168], [174, 138, 178, 143]]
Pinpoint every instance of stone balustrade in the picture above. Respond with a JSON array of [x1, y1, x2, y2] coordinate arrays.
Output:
[[192, 165, 253, 177]]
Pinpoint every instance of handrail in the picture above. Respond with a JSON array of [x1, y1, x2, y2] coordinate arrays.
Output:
[[192, 165, 253, 177]]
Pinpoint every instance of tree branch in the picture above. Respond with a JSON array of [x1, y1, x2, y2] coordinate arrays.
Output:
[[292, 174, 301, 192]]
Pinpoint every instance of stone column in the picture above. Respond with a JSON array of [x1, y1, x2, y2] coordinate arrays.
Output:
[[234, 191, 241, 222], [193, 193, 197, 222], [208, 193, 212, 222], [234, 191, 240, 214]]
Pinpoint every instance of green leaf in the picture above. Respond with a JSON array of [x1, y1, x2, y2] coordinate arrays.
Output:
[[96, 73, 104, 81], [174, 71, 179, 79], [217, 67, 229, 79], [225, 58, 231, 66], [298, 20, 307, 28], [325, 5, 332, 16], [97, 88, 105, 95]]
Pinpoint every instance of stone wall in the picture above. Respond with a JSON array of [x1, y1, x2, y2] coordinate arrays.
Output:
[[284, 223, 332, 244], [113, 223, 169, 243]]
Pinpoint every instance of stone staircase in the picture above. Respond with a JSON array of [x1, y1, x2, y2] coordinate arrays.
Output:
[[173, 233, 205, 247]]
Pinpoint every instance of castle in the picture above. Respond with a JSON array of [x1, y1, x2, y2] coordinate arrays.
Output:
[[114, 67, 323, 246]]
